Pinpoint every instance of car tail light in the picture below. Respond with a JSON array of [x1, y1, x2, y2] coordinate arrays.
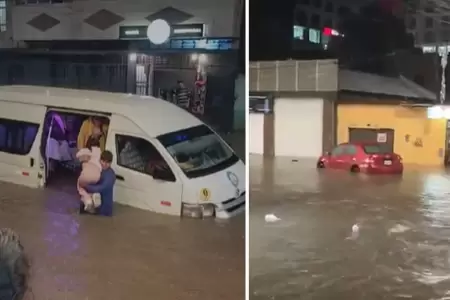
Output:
[[364, 157, 374, 163]]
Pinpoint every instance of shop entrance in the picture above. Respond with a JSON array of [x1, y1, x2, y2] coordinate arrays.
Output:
[[444, 120, 450, 166]]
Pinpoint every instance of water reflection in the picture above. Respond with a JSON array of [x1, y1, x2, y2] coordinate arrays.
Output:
[[0, 182, 244, 299], [250, 156, 450, 300]]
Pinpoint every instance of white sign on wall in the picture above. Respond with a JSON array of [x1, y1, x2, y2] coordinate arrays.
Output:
[[377, 133, 387, 143]]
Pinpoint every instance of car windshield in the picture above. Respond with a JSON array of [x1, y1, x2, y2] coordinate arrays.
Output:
[[157, 125, 239, 178], [363, 144, 389, 154]]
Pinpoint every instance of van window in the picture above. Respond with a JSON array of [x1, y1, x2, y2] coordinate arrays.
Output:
[[157, 125, 239, 178], [115, 134, 175, 181], [0, 118, 39, 155]]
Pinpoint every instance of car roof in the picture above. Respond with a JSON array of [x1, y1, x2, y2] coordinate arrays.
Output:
[[0, 85, 203, 136], [339, 142, 379, 147]]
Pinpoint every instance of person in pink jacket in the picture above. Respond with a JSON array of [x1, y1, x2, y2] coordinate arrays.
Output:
[[76, 137, 102, 212]]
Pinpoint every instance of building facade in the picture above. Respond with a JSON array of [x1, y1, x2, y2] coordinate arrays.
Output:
[[249, 60, 338, 157], [337, 102, 446, 166], [292, 0, 356, 51], [404, 0, 450, 48], [249, 59, 448, 166], [10, 0, 241, 42], [0, 0, 243, 132]]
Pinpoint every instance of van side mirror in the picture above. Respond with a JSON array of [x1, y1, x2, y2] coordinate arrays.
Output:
[[152, 167, 176, 182]]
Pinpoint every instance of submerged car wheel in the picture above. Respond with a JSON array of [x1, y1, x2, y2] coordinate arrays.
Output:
[[317, 161, 325, 169], [350, 165, 360, 173]]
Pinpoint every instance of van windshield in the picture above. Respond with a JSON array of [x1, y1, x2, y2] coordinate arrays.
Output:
[[157, 125, 239, 178]]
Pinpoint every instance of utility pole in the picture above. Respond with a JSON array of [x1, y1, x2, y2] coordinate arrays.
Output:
[[440, 45, 448, 104]]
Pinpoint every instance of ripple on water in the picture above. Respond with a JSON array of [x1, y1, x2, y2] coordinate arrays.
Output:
[[250, 158, 450, 299]]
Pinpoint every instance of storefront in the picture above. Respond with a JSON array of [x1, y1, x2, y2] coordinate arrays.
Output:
[[9, 2, 242, 131]]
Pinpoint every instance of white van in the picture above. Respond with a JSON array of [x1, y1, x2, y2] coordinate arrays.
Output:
[[0, 85, 245, 219]]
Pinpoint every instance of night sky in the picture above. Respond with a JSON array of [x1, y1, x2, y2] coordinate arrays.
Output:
[[249, 0, 296, 61]]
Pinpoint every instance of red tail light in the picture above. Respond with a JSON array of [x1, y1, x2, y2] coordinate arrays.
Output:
[[365, 154, 379, 163]]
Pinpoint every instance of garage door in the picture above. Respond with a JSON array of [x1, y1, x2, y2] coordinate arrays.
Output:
[[249, 113, 264, 154], [274, 98, 323, 157]]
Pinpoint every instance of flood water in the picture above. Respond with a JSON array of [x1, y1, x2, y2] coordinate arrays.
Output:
[[0, 181, 244, 299], [250, 156, 450, 300]]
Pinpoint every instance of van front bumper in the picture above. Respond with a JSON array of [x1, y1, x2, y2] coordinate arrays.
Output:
[[215, 192, 246, 219], [181, 192, 246, 219]]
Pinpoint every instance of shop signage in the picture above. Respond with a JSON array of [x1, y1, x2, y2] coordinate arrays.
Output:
[[168, 38, 233, 50], [119, 24, 204, 40], [377, 133, 387, 143], [171, 24, 204, 38]]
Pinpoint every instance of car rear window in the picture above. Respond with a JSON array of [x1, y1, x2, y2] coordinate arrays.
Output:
[[363, 145, 388, 154]]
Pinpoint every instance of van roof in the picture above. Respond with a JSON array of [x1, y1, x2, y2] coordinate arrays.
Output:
[[0, 85, 203, 136]]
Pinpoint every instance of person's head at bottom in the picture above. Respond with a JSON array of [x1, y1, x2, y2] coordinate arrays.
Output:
[[0, 228, 29, 300], [100, 150, 113, 170]]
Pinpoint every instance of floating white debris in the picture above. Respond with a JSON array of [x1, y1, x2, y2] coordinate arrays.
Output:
[[388, 224, 410, 235], [346, 224, 360, 240], [265, 214, 281, 223]]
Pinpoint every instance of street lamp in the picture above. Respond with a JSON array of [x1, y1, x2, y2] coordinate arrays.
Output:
[[147, 19, 171, 45]]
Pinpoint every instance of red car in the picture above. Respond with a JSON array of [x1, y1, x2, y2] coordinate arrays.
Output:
[[317, 142, 403, 174]]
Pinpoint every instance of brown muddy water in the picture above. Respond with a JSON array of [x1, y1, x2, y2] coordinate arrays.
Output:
[[250, 156, 450, 300], [0, 181, 244, 300]]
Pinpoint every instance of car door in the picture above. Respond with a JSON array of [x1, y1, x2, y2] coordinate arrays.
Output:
[[341, 145, 357, 170], [106, 129, 184, 216], [334, 145, 349, 169], [329, 145, 345, 169]]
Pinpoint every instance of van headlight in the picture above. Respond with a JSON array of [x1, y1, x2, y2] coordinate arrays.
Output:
[[201, 204, 215, 218], [182, 203, 215, 218]]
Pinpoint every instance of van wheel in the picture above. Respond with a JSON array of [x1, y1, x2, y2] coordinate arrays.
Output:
[[350, 165, 360, 173], [317, 161, 325, 169]]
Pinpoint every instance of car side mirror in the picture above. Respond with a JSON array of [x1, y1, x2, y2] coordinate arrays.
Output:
[[325, 151, 331, 156], [152, 167, 176, 182]]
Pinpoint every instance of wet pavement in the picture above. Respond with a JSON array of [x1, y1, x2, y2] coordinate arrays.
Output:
[[0, 181, 244, 299], [250, 156, 450, 300]]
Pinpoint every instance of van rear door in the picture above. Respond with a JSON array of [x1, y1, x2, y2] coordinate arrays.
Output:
[[0, 101, 46, 188]]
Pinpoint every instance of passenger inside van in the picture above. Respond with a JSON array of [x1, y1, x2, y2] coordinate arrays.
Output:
[[77, 116, 108, 150], [117, 135, 169, 177]]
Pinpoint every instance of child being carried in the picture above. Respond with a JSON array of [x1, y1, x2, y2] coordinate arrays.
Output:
[[76, 137, 102, 212]]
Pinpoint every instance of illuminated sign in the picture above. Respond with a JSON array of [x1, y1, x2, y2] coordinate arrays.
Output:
[[172, 24, 204, 37], [167, 38, 234, 50], [119, 24, 204, 39], [323, 27, 340, 36], [427, 106, 450, 119]]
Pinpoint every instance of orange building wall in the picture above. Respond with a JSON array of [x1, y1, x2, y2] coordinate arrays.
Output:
[[337, 104, 447, 166]]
